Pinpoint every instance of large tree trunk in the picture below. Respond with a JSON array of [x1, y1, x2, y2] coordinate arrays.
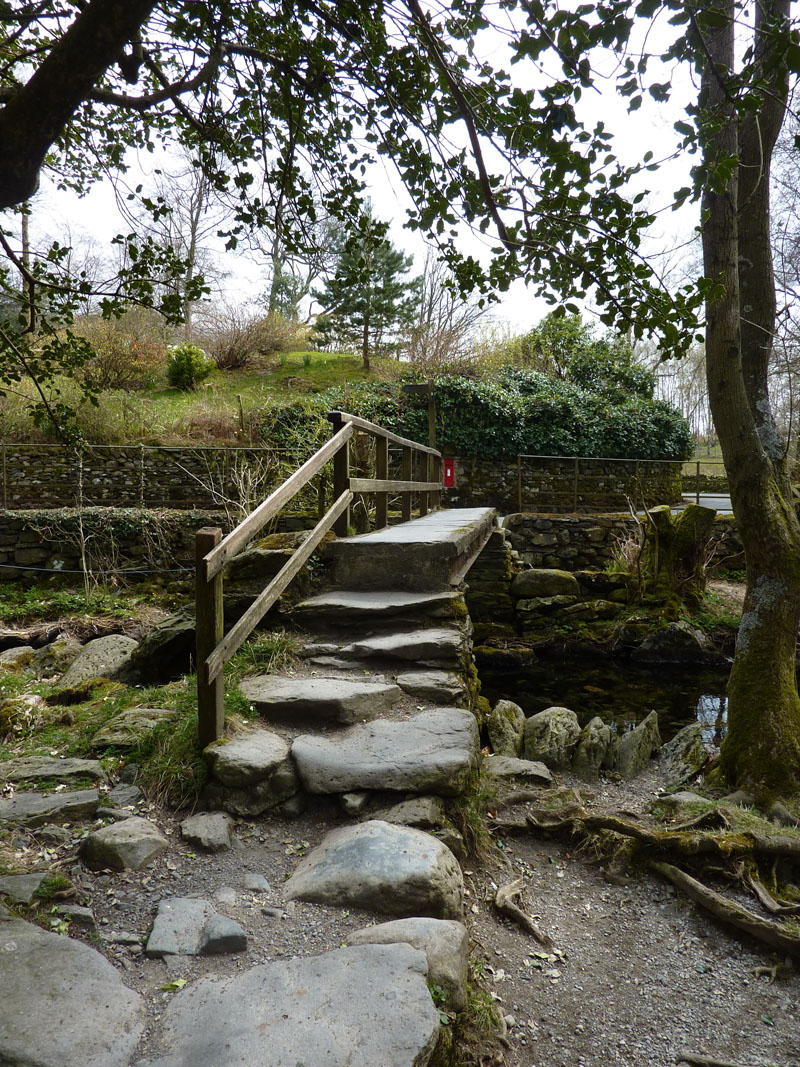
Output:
[[700, 0, 800, 798]]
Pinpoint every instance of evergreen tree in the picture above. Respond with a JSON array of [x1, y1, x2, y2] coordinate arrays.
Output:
[[314, 212, 421, 370]]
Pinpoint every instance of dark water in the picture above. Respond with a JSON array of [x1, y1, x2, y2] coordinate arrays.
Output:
[[478, 657, 729, 746]]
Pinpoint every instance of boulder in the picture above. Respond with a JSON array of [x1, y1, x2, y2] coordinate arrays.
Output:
[[511, 569, 580, 600], [481, 755, 553, 784], [659, 723, 708, 788], [79, 816, 168, 870], [31, 636, 83, 676], [91, 706, 179, 750], [180, 812, 234, 852], [571, 716, 612, 780], [0, 645, 34, 670], [631, 621, 712, 664], [58, 634, 139, 689], [346, 917, 468, 1011], [606, 710, 661, 779], [487, 699, 526, 757], [0, 916, 144, 1067], [522, 706, 581, 769], [131, 944, 438, 1067], [146, 897, 247, 957], [203, 730, 297, 816], [373, 796, 448, 829], [291, 708, 478, 797], [0, 872, 51, 905], [119, 610, 195, 685], [285, 820, 464, 919]]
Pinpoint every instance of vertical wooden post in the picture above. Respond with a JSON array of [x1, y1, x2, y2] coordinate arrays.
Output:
[[196, 527, 224, 748], [427, 381, 436, 450], [431, 453, 441, 510], [375, 435, 388, 529], [696, 460, 701, 506], [419, 451, 429, 517], [401, 446, 413, 522], [330, 413, 350, 536], [573, 457, 579, 511]]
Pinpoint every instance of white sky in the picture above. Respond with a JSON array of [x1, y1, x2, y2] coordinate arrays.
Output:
[[25, 12, 699, 334]]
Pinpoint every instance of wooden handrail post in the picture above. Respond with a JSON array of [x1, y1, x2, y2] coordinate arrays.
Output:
[[196, 526, 224, 748], [401, 446, 413, 522], [419, 451, 429, 517], [375, 435, 388, 528], [431, 453, 442, 510], [330, 413, 350, 536]]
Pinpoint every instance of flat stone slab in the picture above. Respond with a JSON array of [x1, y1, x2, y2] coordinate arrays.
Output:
[[58, 634, 139, 689], [0, 872, 49, 904], [340, 627, 466, 665], [396, 670, 467, 704], [292, 708, 479, 797], [0, 788, 99, 828], [482, 755, 553, 784], [346, 917, 468, 1011], [285, 820, 464, 919], [0, 916, 145, 1067], [146, 897, 247, 957], [133, 943, 439, 1067], [80, 816, 168, 870], [293, 589, 461, 621], [0, 756, 107, 785], [239, 675, 402, 724], [91, 706, 178, 750]]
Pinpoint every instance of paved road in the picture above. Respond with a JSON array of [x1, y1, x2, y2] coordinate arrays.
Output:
[[681, 492, 733, 513]]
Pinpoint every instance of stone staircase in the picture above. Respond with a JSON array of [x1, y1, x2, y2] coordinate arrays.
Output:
[[1, 508, 497, 1067]]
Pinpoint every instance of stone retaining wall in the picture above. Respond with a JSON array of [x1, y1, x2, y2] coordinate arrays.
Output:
[[0, 508, 318, 582], [444, 456, 683, 513], [503, 512, 743, 572]]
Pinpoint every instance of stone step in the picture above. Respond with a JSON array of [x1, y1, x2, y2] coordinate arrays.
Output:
[[291, 589, 462, 631], [303, 626, 467, 668], [239, 675, 403, 724], [291, 707, 478, 797], [324, 507, 496, 591]]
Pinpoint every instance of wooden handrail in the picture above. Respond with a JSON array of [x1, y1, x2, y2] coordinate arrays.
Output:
[[327, 410, 442, 457], [195, 411, 442, 746]]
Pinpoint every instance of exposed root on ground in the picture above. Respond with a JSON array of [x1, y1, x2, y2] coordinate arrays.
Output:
[[494, 878, 555, 949]]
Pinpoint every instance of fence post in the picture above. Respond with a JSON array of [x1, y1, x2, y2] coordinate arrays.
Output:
[[375, 435, 388, 529], [401, 447, 413, 522], [196, 527, 224, 748], [330, 413, 350, 536], [431, 453, 442, 510], [696, 461, 700, 506], [419, 451, 429, 517]]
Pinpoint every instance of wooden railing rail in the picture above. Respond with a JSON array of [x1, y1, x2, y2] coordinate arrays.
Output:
[[195, 411, 442, 746]]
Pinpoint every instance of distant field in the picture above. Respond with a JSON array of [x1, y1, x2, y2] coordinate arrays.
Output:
[[683, 441, 726, 478]]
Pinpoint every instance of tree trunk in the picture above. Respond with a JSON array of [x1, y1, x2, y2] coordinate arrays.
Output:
[[700, 0, 800, 798]]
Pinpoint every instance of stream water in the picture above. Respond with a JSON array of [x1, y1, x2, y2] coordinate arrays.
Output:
[[478, 656, 730, 746]]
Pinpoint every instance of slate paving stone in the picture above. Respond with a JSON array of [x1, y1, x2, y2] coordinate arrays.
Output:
[[239, 674, 403, 723], [0, 788, 99, 828]]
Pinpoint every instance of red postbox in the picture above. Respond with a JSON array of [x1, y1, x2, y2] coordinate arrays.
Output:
[[443, 457, 455, 488]]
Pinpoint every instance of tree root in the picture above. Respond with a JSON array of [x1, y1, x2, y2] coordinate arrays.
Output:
[[677, 1052, 755, 1067], [494, 878, 555, 949], [650, 861, 800, 955], [743, 867, 800, 916]]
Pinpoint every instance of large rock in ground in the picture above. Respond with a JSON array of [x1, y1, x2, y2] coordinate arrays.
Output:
[[132, 943, 439, 1067], [119, 609, 196, 684], [511, 569, 580, 599], [659, 723, 708, 789], [571, 716, 612, 780], [606, 710, 661, 779], [203, 730, 297, 816], [523, 706, 581, 769], [239, 675, 402, 724], [0, 788, 99, 828], [145, 897, 247, 957], [0, 916, 145, 1067], [285, 820, 464, 919], [0, 756, 107, 785], [291, 708, 478, 797], [346, 917, 468, 1011], [180, 812, 233, 852], [487, 699, 526, 757], [31, 636, 83, 676], [91, 706, 179, 750], [481, 755, 553, 785], [631, 621, 712, 664], [80, 816, 168, 870], [58, 635, 139, 689]]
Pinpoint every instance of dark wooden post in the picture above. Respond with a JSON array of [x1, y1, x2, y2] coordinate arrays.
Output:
[[401, 446, 413, 522], [195, 526, 224, 748], [431, 453, 441, 510], [375, 434, 388, 529], [419, 451, 429, 517], [330, 412, 350, 536]]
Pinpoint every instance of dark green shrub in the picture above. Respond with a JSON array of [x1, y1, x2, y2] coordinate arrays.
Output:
[[165, 343, 214, 390]]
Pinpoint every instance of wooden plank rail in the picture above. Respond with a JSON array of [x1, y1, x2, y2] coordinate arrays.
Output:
[[195, 410, 443, 745]]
